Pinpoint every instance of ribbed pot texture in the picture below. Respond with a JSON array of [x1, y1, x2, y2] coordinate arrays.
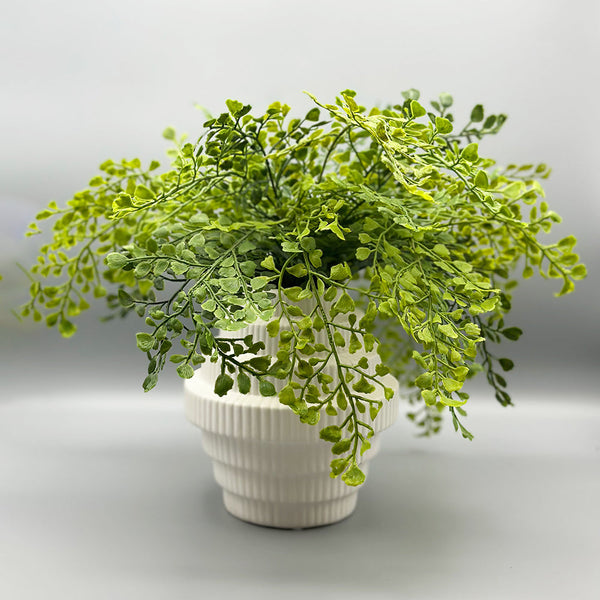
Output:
[[184, 306, 399, 529]]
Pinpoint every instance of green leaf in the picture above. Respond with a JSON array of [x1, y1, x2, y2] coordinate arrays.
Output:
[[435, 116, 453, 134], [308, 249, 322, 268], [571, 264, 586, 280], [361, 438, 372, 455], [454, 260, 472, 273], [93, 285, 107, 298], [442, 378, 463, 393], [421, 390, 437, 406], [341, 463, 366, 486], [305, 107, 320, 121], [203, 369, 230, 395], [279, 385, 296, 406], [499, 358, 514, 371], [502, 181, 525, 200], [286, 263, 307, 278], [251, 276, 269, 290], [439, 394, 468, 407], [266, 320, 280, 337], [333, 292, 354, 314], [247, 356, 271, 371], [162, 127, 176, 141], [438, 323, 458, 338], [439, 93, 453, 108], [136, 333, 155, 352], [415, 372, 433, 389], [45, 313, 59, 327], [177, 364, 195, 379], [557, 235, 577, 250], [330, 458, 349, 476], [58, 319, 76, 338], [118, 289, 134, 307], [331, 438, 352, 454], [433, 244, 450, 258], [474, 170, 489, 188], [401, 88, 420, 101], [349, 332, 362, 354], [470, 104, 484, 122], [281, 240, 300, 253], [134, 185, 155, 200], [320, 425, 342, 443], [461, 143, 479, 162], [142, 373, 158, 392], [556, 279, 575, 296], [225, 99, 244, 115], [502, 327, 523, 341], [523, 266, 534, 279], [410, 100, 427, 118], [219, 278, 241, 293], [89, 176, 105, 187], [356, 247, 371, 261], [106, 253, 129, 269], [259, 379, 276, 397], [325, 403, 337, 416], [330, 263, 352, 280], [333, 331, 346, 347], [237, 372, 251, 394], [134, 262, 153, 278], [261, 256, 277, 271], [353, 376, 375, 394], [464, 322, 481, 336]]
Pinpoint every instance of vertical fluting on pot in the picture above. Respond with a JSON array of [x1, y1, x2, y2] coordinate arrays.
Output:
[[184, 301, 400, 528]]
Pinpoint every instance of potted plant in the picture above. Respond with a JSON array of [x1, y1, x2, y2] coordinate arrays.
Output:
[[19, 89, 586, 528]]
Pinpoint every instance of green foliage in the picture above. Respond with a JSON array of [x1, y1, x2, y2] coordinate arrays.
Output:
[[20, 90, 586, 485]]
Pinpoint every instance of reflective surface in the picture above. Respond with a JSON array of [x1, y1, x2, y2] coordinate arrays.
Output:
[[2, 390, 599, 600]]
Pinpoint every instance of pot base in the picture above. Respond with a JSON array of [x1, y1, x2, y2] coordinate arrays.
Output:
[[222, 489, 358, 529]]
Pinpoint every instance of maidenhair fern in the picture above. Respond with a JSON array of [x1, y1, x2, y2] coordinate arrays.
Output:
[[20, 89, 586, 485]]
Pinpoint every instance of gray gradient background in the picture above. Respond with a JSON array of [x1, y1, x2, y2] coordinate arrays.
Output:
[[1, 1, 599, 599]]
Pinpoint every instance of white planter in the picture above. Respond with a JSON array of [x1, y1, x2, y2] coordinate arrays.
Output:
[[184, 312, 399, 529]]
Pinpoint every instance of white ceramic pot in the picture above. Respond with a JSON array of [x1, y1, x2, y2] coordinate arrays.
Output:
[[184, 311, 399, 529]]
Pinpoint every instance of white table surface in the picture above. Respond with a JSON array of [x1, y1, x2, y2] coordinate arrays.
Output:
[[1, 389, 599, 600]]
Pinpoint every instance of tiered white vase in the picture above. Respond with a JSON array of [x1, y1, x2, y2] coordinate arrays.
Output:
[[184, 307, 399, 529]]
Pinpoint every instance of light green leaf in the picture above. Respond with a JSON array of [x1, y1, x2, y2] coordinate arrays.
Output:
[[320, 426, 342, 443], [356, 247, 371, 261], [461, 143, 479, 162], [58, 319, 76, 338], [443, 378, 462, 393], [106, 253, 129, 269], [177, 364, 195, 379], [410, 100, 427, 118], [341, 463, 366, 486], [136, 333, 155, 352], [474, 170, 489, 188], [330, 263, 352, 280], [435, 116, 453, 134], [134, 185, 155, 200], [333, 292, 355, 314], [261, 256, 277, 271], [162, 127, 176, 140]]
